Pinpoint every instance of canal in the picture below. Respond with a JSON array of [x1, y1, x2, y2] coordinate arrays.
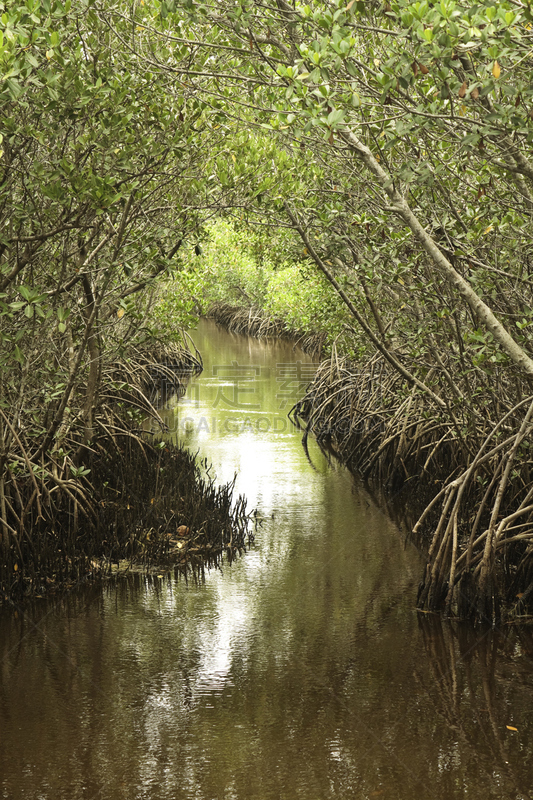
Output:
[[1, 319, 532, 800]]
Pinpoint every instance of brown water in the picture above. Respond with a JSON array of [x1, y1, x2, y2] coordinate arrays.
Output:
[[1, 319, 533, 800]]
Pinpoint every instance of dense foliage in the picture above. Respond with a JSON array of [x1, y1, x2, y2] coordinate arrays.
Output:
[[130, 0, 533, 619], [151, 220, 349, 352], [0, 0, 243, 596], [3, 0, 533, 616]]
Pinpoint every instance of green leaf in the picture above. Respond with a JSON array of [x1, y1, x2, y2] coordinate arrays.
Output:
[[327, 109, 344, 126], [13, 345, 24, 364], [5, 78, 22, 99]]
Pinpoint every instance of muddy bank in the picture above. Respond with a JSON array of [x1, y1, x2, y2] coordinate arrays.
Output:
[[206, 301, 326, 358]]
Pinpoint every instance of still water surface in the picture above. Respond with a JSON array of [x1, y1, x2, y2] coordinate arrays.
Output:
[[1, 319, 533, 800]]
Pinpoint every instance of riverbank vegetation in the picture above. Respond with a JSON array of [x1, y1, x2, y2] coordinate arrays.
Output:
[[0, 2, 249, 600], [151, 220, 342, 356], [3, 0, 533, 619]]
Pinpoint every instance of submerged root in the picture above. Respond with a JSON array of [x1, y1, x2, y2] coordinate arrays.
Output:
[[206, 301, 326, 358], [291, 349, 533, 621], [0, 339, 248, 603], [0, 435, 250, 601], [106, 335, 203, 414]]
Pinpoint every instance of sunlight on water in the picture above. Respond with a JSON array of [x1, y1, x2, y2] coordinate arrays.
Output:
[[1, 320, 533, 800]]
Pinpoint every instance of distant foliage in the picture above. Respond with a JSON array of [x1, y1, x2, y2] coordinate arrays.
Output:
[[153, 220, 349, 354]]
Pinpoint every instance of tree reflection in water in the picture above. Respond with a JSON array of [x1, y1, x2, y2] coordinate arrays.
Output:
[[417, 615, 533, 799]]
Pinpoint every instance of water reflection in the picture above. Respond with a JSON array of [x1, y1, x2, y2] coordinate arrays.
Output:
[[416, 616, 533, 799], [0, 320, 532, 800]]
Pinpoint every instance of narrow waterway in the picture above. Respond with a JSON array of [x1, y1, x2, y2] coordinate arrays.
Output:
[[1, 319, 533, 800]]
